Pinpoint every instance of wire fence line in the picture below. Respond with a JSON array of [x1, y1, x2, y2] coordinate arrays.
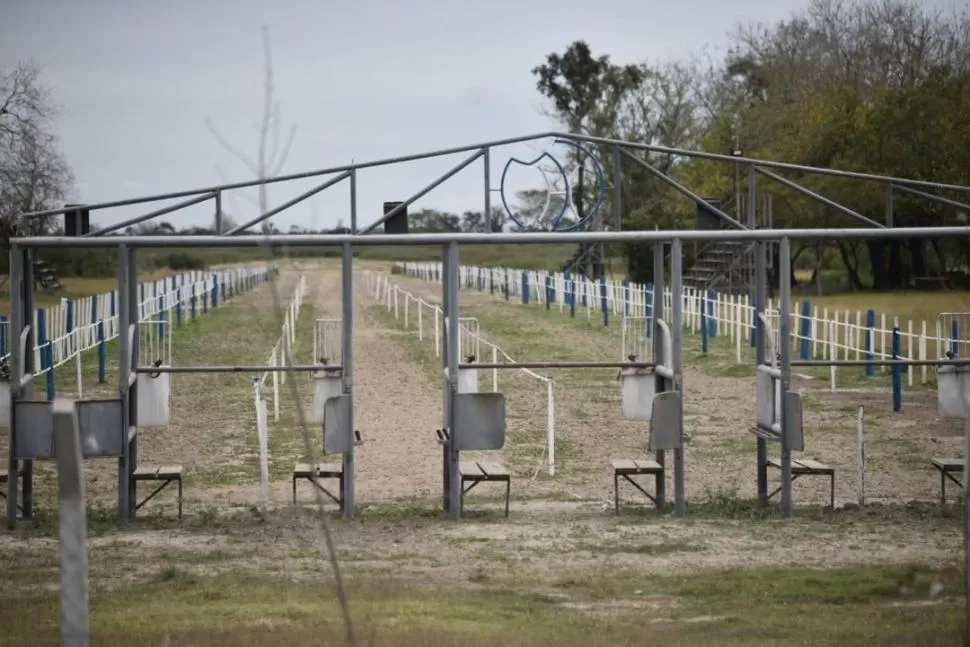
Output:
[[398, 261, 966, 390], [368, 270, 558, 477], [254, 274, 308, 423]]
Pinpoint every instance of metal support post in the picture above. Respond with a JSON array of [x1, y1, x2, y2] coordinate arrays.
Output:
[[483, 147, 491, 231], [441, 247, 451, 514], [779, 237, 794, 517], [340, 242, 356, 519], [751, 164, 768, 506], [7, 246, 30, 527], [445, 242, 461, 520], [671, 239, 685, 518], [53, 397, 89, 646], [117, 245, 138, 523], [20, 250, 35, 519], [349, 169, 358, 234], [612, 145, 622, 231], [652, 242, 666, 507]]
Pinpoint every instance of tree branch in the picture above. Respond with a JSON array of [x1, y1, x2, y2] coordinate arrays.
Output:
[[205, 118, 258, 174]]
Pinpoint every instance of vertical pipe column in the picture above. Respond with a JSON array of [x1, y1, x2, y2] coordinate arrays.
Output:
[[483, 147, 491, 231], [128, 247, 140, 521], [778, 237, 794, 518], [440, 246, 451, 514], [445, 243, 461, 520], [671, 239, 685, 519], [612, 145, 622, 232], [651, 242, 666, 507], [751, 165, 768, 506], [21, 252, 35, 518], [117, 245, 139, 523], [349, 169, 358, 235], [340, 241, 356, 519], [6, 246, 27, 528]]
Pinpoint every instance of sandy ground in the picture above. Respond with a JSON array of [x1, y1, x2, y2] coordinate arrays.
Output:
[[312, 268, 444, 503]]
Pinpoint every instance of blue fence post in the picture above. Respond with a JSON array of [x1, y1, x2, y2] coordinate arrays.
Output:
[[600, 276, 608, 327], [110, 289, 116, 322], [521, 272, 529, 305], [0, 315, 7, 358], [700, 297, 709, 354], [707, 290, 717, 338], [568, 272, 576, 318], [211, 273, 219, 308], [545, 274, 552, 310], [750, 296, 758, 348], [644, 283, 653, 339], [891, 327, 902, 412], [799, 301, 811, 360], [503, 269, 509, 301], [156, 294, 164, 340], [191, 284, 197, 319], [65, 300, 75, 363], [175, 278, 183, 326], [864, 309, 875, 376], [91, 293, 99, 345], [37, 309, 54, 400], [97, 320, 106, 384], [622, 280, 630, 317]]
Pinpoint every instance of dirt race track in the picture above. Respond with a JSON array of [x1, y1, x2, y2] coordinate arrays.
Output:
[[0, 258, 965, 646]]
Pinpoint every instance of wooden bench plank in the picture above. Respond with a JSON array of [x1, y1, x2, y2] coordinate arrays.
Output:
[[133, 464, 183, 520], [932, 458, 963, 471], [766, 457, 836, 508], [633, 459, 663, 473], [459, 461, 484, 477], [477, 461, 509, 478], [458, 460, 511, 518], [768, 458, 833, 474], [792, 459, 833, 474], [611, 459, 638, 472], [293, 462, 342, 477]]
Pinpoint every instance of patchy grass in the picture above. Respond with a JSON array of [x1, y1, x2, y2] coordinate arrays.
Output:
[[2, 555, 963, 646]]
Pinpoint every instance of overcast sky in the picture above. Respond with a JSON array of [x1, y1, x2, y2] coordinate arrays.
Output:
[[1, 0, 963, 233]]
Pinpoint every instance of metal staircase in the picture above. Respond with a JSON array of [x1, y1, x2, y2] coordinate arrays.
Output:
[[33, 257, 62, 291], [561, 241, 604, 278], [684, 192, 774, 295]]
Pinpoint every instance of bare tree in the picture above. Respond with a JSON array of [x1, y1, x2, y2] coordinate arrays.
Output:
[[205, 28, 356, 646], [0, 62, 75, 246], [206, 25, 297, 234]]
